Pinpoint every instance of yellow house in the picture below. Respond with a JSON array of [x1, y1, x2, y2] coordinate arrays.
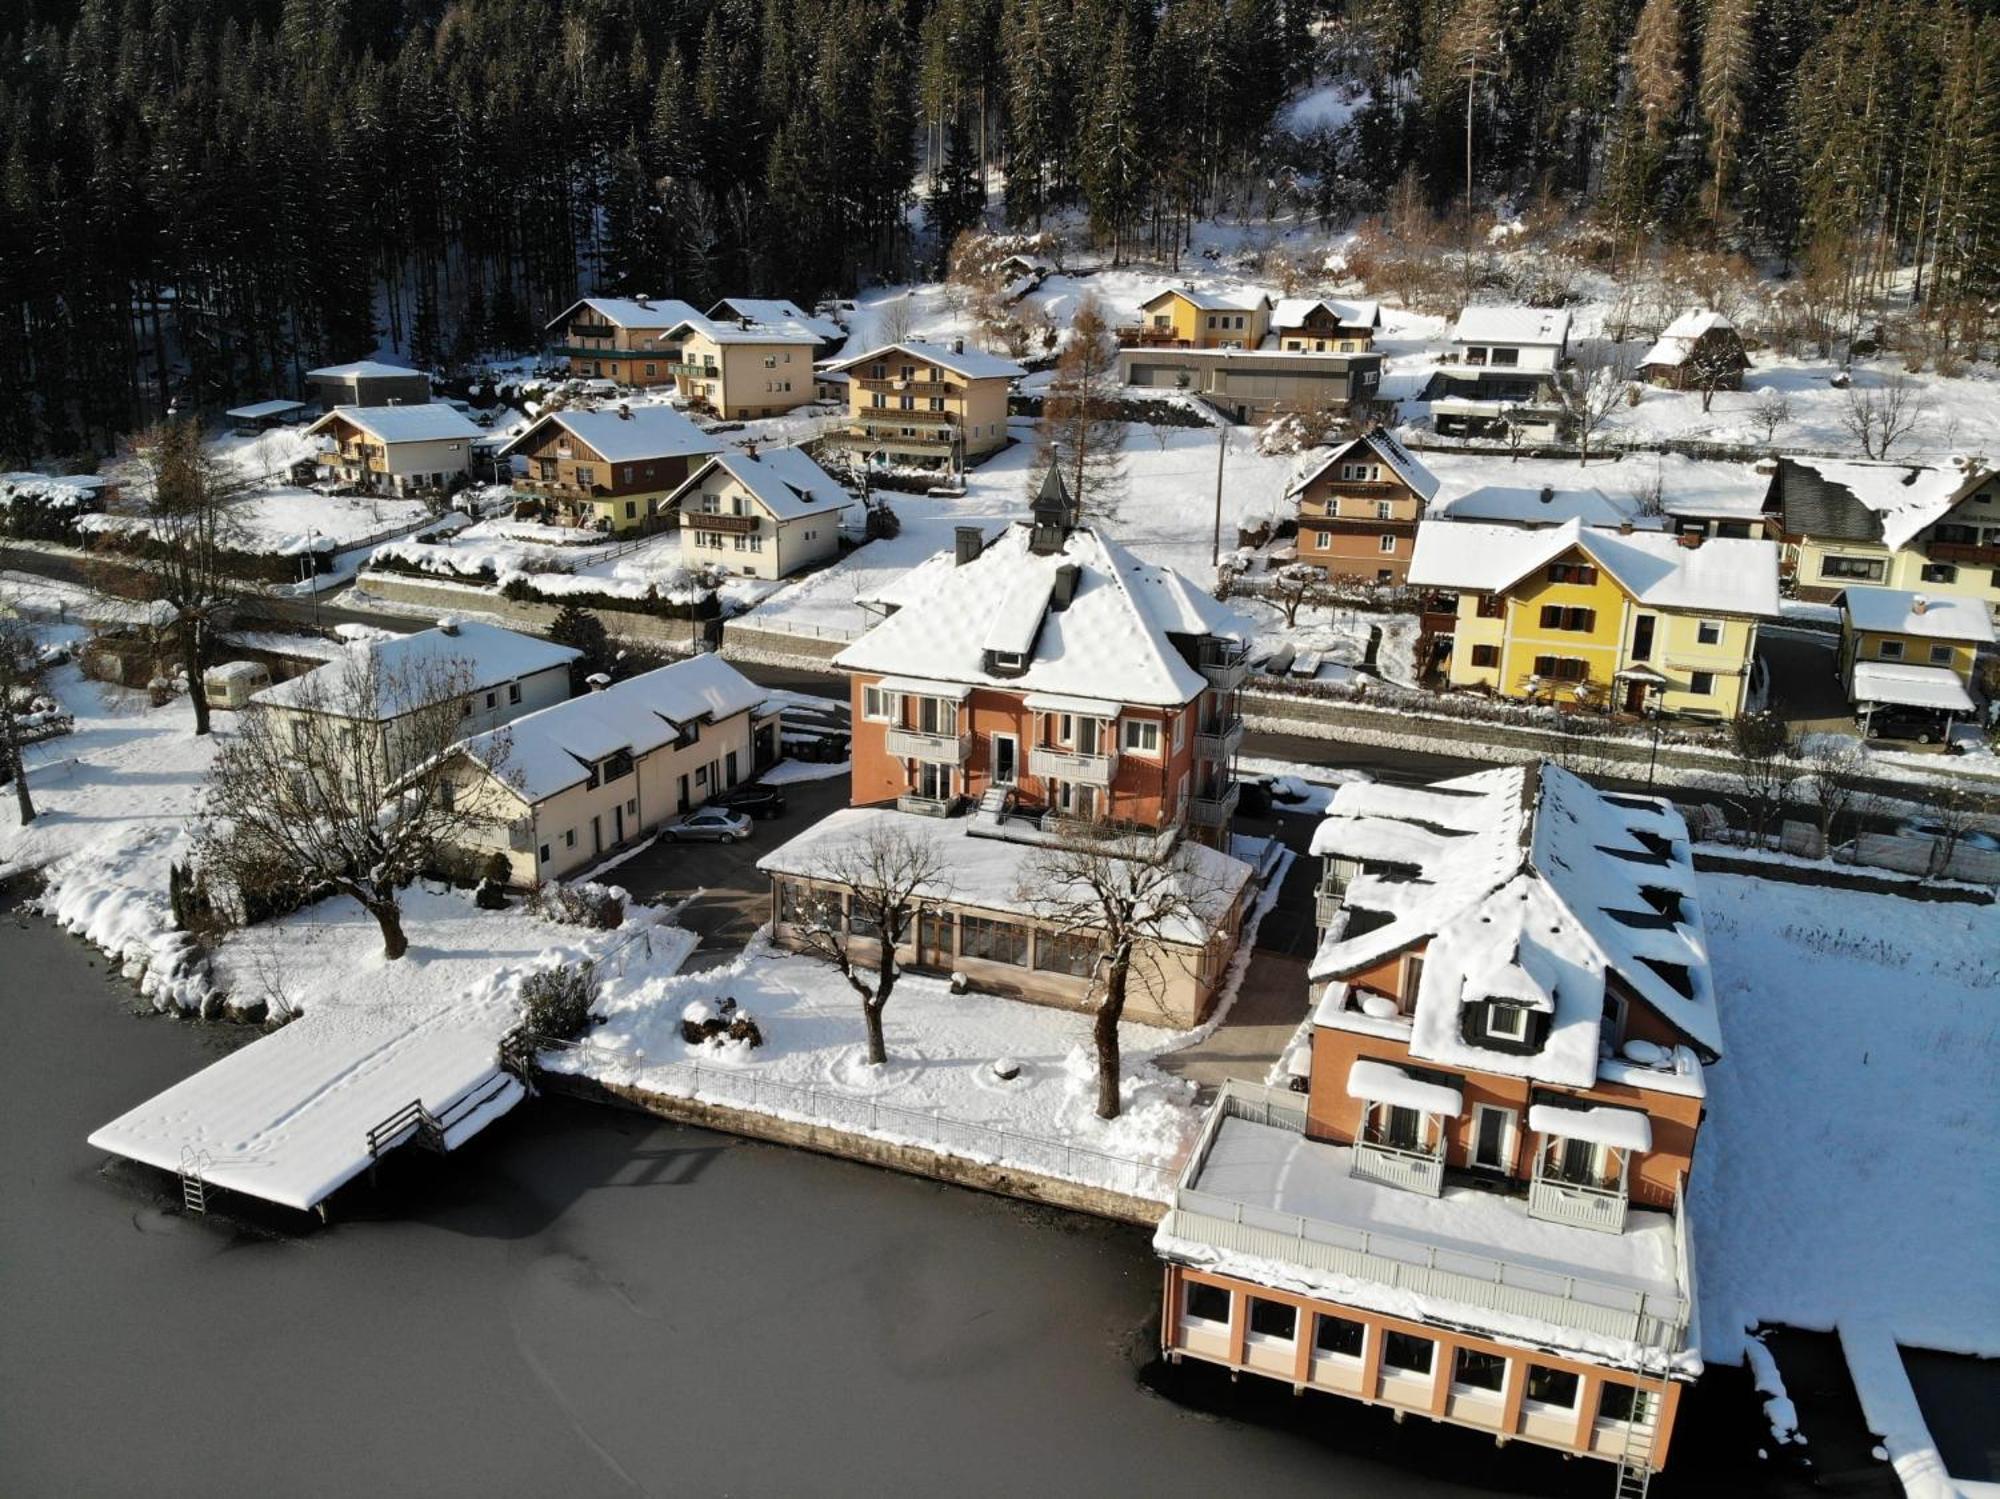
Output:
[[1838, 586, 1993, 721], [664, 314, 823, 419], [1409, 518, 1780, 719], [820, 339, 1024, 473], [1764, 456, 2000, 625], [1123, 287, 1273, 349]]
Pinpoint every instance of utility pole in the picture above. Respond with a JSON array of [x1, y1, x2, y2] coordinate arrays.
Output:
[[1210, 421, 1227, 568]]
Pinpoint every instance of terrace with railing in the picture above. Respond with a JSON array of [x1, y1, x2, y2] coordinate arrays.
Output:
[[1157, 1080, 1694, 1358]]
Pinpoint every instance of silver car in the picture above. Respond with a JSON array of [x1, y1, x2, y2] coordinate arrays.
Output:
[[660, 806, 753, 843]]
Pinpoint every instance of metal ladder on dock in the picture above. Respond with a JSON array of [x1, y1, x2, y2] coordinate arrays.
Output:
[[1611, 1359, 1675, 1499], [178, 1147, 212, 1216]]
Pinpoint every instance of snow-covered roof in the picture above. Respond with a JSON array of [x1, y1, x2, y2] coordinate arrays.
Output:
[[1309, 762, 1722, 1080], [307, 404, 483, 445], [824, 340, 1025, 382], [1852, 662, 1978, 712], [1346, 1058, 1462, 1116], [546, 296, 703, 332], [1775, 456, 1982, 552], [835, 523, 1251, 708], [706, 298, 843, 342], [1640, 309, 1737, 369], [1137, 285, 1273, 314], [256, 622, 579, 718], [1271, 297, 1380, 329], [0, 472, 109, 508], [1289, 429, 1440, 502], [670, 446, 852, 521], [757, 806, 1252, 948], [1453, 306, 1572, 347], [456, 655, 766, 802], [305, 359, 424, 381], [1842, 587, 1996, 643], [1430, 483, 1643, 528], [225, 399, 307, 420], [501, 404, 722, 465], [668, 313, 828, 347], [1407, 517, 1780, 617]]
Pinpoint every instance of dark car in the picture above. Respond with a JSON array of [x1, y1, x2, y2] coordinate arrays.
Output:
[[710, 784, 787, 820], [1861, 704, 1952, 744]]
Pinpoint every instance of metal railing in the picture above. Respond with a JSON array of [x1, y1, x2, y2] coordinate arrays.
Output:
[[1189, 782, 1240, 827], [533, 1035, 1178, 1201], [1028, 743, 1119, 786], [1197, 638, 1249, 692], [885, 725, 971, 763], [1162, 1081, 1691, 1353], [1351, 1138, 1445, 1196], [1528, 1170, 1631, 1234], [1194, 717, 1244, 762]]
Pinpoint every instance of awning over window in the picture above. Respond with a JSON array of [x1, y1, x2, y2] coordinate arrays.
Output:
[[872, 676, 972, 701], [1528, 1102, 1652, 1153], [1346, 1058, 1463, 1117], [1021, 691, 1117, 717]]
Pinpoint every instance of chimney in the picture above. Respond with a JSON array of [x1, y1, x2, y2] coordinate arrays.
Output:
[[1050, 562, 1080, 610], [436, 615, 460, 636], [954, 525, 985, 566], [633, 295, 651, 310], [952, 336, 965, 355], [744, 439, 758, 459], [1539, 485, 1554, 505], [1677, 531, 1704, 549], [586, 672, 612, 692], [617, 403, 631, 420], [1618, 521, 1635, 535], [1912, 594, 1930, 615]]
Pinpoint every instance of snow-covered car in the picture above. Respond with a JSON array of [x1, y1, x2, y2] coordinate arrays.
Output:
[[659, 807, 753, 843]]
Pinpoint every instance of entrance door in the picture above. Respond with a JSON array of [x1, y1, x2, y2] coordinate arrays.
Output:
[[1558, 1136, 1598, 1185], [613, 804, 625, 844], [991, 734, 1018, 786], [1623, 680, 1649, 715], [591, 815, 603, 855], [918, 910, 953, 970], [725, 750, 739, 787], [1075, 717, 1099, 756], [677, 774, 690, 812]]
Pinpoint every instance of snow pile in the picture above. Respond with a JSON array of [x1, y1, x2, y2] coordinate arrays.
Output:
[[1743, 1334, 1802, 1447]]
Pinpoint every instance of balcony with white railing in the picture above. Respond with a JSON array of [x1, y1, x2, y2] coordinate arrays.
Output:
[[1194, 715, 1244, 762], [884, 725, 972, 764], [1189, 781, 1240, 827], [1028, 743, 1119, 787], [1156, 1080, 1693, 1359], [1350, 1137, 1445, 1196], [1197, 637, 1249, 693], [1529, 1160, 1631, 1234]]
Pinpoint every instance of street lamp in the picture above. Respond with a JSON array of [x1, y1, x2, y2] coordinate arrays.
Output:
[[1644, 701, 1663, 791]]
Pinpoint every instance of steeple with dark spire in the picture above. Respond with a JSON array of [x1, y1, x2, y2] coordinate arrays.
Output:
[[1029, 465, 1079, 554]]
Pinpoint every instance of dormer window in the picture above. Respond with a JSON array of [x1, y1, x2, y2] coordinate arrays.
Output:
[[987, 649, 1026, 676], [1484, 1003, 1530, 1043]]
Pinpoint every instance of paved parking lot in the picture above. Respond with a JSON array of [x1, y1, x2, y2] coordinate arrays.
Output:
[[604, 771, 853, 965]]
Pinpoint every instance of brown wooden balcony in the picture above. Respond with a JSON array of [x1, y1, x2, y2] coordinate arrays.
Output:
[[683, 510, 759, 534], [854, 405, 956, 425], [853, 375, 961, 394], [826, 426, 956, 449], [1926, 539, 2000, 566], [1115, 325, 1192, 348]]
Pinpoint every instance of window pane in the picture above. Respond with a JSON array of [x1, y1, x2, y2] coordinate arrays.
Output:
[[1248, 1298, 1297, 1340], [1315, 1314, 1365, 1357], [1185, 1282, 1230, 1323], [1599, 1382, 1639, 1423], [1527, 1366, 1579, 1408], [1033, 930, 1100, 977], [1454, 1348, 1507, 1392], [1382, 1331, 1433, 1375]]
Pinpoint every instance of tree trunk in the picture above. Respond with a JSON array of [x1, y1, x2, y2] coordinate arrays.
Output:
[[1094, 955, 1129, 1120], [864, 962, 895, 1065], [4, 727, 32, 826], [182, 627, 212, 737], [366, 893, 409, 960]]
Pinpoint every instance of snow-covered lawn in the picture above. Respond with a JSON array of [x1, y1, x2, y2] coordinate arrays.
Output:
[[223, 487, 434, 555], [547, 933, 1206, 1200], [1694, 875, 1999, 1494]]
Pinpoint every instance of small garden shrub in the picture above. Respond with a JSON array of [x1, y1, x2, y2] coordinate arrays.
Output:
[[530, 880, 625, 929], [680, 996, 763, 1049], [519, 960, 598, 1042]]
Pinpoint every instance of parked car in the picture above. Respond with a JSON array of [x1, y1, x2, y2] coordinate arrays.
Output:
[[709, 784, 787, 820], [1860, 704, 1952, 744], [659, 807, 753, 843], [1896, 819, 2000, 853]]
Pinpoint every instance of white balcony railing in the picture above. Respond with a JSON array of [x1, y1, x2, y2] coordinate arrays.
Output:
[[1194, 716, 1244, 762], [1198, 638, 1249, 692], [1528, 1173, 1630, 1234], [1351, 1139, 1445, 1197], [884, 726, 971, 764], [1028, 744, 1118, 787], [1189, 781, 1240, 827]]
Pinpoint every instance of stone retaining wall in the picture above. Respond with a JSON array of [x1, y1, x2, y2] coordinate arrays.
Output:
[[540, 1071, 1167, 1228], [354, 570, 707, 649]]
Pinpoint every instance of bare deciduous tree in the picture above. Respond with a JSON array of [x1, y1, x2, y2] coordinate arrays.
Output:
[[1726, 711, 1800, 847], [1840, 373, 1930, 459], [876, 294, 919, 346], [195, 653, 508, 960], [1912, 781, 1985, 881], [1796, 733, 1871, 849], [0, 604, 43, 826], [1021, 826, 1227, 1120], [119, 419, 250, 736], [783, 822, 949, 1065], [1271, 562, 1324, 627], [1556, 344, 1633, 465], [1748, 386, 1793, 446]]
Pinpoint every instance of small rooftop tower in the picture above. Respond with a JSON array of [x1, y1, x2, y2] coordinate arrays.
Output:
[[1029, 465, 1079, 555]]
